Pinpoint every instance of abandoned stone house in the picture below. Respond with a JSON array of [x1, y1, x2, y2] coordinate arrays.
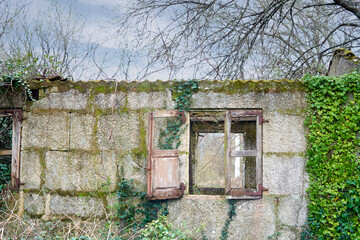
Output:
[[0, 50, 358, 239], [0, 79, 307, 239]]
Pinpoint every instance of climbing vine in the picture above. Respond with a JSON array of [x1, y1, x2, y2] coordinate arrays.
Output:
[[158, 79, 198, 149], [220, 200, 237, 240], [302, 71, 360, 239], [117, 80, 199, 238], [116, 179, 168, 236], [0, 58, 36, 101]]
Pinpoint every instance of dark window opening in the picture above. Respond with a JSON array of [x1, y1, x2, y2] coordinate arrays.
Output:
[[0, 116, 13, 192], [189, 110, 263, 198], [0, 109, 22, 190]]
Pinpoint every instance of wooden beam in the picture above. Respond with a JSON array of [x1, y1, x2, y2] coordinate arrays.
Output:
[[0, 150, 12, 156], [11, 117, 21, 187], [225, 111, 231, 194], [230, 150, 257, 157]]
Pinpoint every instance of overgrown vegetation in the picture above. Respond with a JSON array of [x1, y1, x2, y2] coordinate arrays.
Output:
[[158, 79, 198, 149], [220, 200, 236, 240], [117, 80, 199, 238], [0, 116, 12, 208], [116, 179, 168, 235], [302, 71, 360, 239]]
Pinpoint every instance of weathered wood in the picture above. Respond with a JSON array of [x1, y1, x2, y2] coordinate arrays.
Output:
[[147, 111, 183, 200], [230, 150, 257, 157], [149, 188, 182, 200], [0, 150, 12, 156], [11, 113, 21, 187], [152, 150, 179, 157], [225, 111, 231, 194], [256, 114, 262, 191], [146, 112, 154, 198], [153, 110, 179, 118], [153, 155, 179, 189], [229, 188, 257, 196], [230, 110, 260, 118], [0, 113, 12, 118], [227, 110, 263, 197]]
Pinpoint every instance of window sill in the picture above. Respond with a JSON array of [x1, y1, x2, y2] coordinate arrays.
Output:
[[184, 195, 262, 200], [226, 195, 262, 200]]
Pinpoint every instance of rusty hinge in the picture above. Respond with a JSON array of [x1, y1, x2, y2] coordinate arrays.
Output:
[[245, 183, 268, 196], [180, 182, 186, 196], [178, 111, 186, 124], [4, 109, 23, 121], [244, 111, 268, 124], [8, 178, 25, 191]]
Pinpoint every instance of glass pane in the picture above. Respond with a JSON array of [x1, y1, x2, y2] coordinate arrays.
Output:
[[0, 116, 12, 150]]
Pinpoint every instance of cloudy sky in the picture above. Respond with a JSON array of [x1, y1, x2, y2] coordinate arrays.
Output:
[[25, 0, 173, 81]]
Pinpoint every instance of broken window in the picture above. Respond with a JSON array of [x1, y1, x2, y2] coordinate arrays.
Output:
[[147, 110, 264, 200], [190, 110, 264, 199], [0, 109, 22, 190]]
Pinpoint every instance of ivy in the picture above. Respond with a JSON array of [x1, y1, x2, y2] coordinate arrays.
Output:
[[158, 79, 198, 150], [220, 200, 236, 240], [0, 58, 36, 101], [116, 179, 168, 238], [302, 71, 360, 239]]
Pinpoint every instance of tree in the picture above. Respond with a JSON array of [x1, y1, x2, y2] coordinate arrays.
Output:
[[0, 0, 96, 80], [117, 0, 360, 80]]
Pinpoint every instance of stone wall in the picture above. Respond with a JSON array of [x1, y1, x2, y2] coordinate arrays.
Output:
[[2, 79, 308, 239]]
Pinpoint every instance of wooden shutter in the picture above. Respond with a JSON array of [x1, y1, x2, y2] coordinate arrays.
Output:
[[147, 111, 185, 200], [0, 109, 22, 190], [225, 110, 265, 199]]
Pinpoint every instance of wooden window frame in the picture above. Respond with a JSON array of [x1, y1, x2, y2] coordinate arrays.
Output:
[[189, 110, 266, 199], [0, 109, 22, 190], [225, 110, 265, 200]]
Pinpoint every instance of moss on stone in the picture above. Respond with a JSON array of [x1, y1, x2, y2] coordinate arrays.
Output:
[[29, 79, 172, 96], [335, 48, 360, 64], [263, 152, 306, 158], [197, 79, 306, 95]]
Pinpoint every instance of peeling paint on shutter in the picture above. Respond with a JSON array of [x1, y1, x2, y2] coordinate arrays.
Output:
[[147, 111, 185, 200]]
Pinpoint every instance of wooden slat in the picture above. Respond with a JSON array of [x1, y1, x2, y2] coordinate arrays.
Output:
[[152, 155, 179, 189], [153, 110, 179, 118], [11, 114, 21, 187], [256, 114, 262, 191], [0, 150, 12, 156], [0, 113, 12, 118], [230, 110, 259, 118], [230, 150, 257, 157], [229, 188, 257, 196], [146, 112, 154, 197], [150, 188, 182, 200], [152, 150, 179, 157], [190, 117, 224, 122], [225, 111, 231, 194]]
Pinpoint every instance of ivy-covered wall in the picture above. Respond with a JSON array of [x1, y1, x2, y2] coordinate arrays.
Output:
[[302, 72, 360, 239], [2, 79, 308, 239]]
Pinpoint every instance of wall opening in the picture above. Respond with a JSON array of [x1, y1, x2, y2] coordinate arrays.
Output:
[[189, 110, 261, 197]]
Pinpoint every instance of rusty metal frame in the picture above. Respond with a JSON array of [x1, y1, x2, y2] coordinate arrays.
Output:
[[0, 109, 23, 190]]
